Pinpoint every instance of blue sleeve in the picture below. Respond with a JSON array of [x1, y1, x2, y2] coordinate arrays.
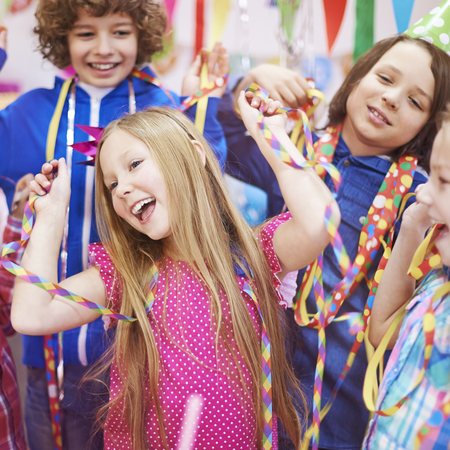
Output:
[[0, 48, 6, 71], [182, 96, 227, 170], [0, 102, 14, 207]]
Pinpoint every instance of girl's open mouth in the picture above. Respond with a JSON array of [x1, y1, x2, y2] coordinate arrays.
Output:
[[132, 198, 156, 221]]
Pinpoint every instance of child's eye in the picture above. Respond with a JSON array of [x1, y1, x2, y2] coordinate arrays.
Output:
[[130, 160, 142, 170], [115, 30, 132, 37], [77, 32, 95, 38], [439, 176, 450, 185], [108, 182, 118, 192], [409, 97, 423, 111], [378, 75, 391, 83]]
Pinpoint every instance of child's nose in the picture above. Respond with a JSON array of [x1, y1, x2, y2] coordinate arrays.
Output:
[[116, 181, 133, 198], [382, 90, 399, 110], [95, 35, 114, 56]]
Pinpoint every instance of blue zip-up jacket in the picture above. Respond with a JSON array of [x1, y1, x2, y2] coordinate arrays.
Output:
[[219, 90, 427, 449], [0, 67, 226, 368]]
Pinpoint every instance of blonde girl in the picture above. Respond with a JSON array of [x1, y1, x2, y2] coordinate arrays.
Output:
[[11, 93, 338, 449]]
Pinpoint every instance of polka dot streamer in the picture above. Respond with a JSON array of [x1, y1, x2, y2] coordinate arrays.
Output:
[[291, 121, 418, 448], [245, 83, 344, 450]]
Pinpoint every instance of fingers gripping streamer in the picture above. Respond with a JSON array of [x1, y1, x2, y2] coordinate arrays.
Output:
[[1, 195, 137, 322], [245, 83, 342, 450]]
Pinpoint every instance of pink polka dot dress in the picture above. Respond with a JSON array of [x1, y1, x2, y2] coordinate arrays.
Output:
[[88, 213, 291, 449]]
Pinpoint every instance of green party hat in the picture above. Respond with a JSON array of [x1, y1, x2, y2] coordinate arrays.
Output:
[[405, 0, 450, 53]]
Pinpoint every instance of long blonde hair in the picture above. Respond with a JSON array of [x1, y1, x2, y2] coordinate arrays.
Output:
[[94, 107, 305, 449]]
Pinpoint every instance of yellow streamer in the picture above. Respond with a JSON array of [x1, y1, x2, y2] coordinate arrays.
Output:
[[194, 63, 209, 134], [46, 77, 74, 162]]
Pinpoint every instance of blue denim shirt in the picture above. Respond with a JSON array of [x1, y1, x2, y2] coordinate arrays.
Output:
[[219, 91, 428, 449]]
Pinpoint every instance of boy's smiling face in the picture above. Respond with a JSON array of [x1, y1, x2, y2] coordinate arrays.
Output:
[[67, 9, 138, 88]]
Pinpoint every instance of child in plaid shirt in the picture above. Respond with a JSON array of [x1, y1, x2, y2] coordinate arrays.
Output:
[[365, 108, 450, 449], [0, 175, 31, 450]]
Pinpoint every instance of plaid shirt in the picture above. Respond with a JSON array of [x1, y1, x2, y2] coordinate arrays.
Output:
[[364, 268, 450, 450], [0, 216, 22, 337], [0, 215, 26, 449]]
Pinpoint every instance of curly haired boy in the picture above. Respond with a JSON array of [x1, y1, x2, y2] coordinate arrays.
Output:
[[0, 1, 228, 448]]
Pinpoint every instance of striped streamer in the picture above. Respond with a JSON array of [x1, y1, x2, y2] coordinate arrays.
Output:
[[243, 281, 273, 449], [245, 83, 342, 450], [1, 195, 137, 322]]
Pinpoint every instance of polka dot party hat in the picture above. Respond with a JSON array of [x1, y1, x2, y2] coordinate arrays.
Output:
[[405, 0, 450, 53]]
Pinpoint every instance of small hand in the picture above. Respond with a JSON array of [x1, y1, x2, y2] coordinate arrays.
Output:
[[29, 159, 71, 215], [401, 186, 433, 235], [233, 64, 311, 110], [10, 173, 34, 220], [182, 42, 229, 98], [238, 90, 285, 139]]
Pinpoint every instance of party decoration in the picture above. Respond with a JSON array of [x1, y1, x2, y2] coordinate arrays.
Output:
[[354, 0, 375, 61], [276, 0, 302, 46], [408, 223, 444, 280], [9, 0, 33, 13], [322, 0, 347, 54], [244, 281, 274, 449], [163, 0, 178, 26], [392, 0, 415, 33], [246, 83, 343, 450], [1, 196, 138, 322], [405, 0, 450, 53], [208, 0, 231, 49], [195, 0, 206, 57], [70, 125, 104, 166]]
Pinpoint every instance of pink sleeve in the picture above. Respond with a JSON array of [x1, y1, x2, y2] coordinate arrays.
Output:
[[88, 243, 123, 329], [259, 212, 292, 308]]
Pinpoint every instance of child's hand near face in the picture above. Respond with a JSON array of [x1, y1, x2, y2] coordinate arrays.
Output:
[[400, 186, 434, 235], [182, 42, 229, 98]]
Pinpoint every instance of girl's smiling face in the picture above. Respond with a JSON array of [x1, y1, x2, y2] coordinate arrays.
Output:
[[100, 129, 173, 244], [342, 42, 435, 157], [417, 123, 450, 266], [67, 9, 138, 88]]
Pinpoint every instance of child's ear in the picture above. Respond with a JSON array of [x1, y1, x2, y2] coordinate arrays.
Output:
[[192, 140, 206, 166]]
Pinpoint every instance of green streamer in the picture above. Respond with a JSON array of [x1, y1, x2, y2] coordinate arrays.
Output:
[[353, 0, 375, 62]]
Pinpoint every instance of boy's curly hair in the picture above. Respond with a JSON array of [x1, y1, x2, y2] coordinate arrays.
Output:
[[34, 0, 167, 69]]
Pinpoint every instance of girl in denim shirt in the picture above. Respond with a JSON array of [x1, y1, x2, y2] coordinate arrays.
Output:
[[220, 34, 450, 450]]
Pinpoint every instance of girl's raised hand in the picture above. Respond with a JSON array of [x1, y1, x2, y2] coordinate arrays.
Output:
[[30, 158, 71, 215], [238, 90, 285, 139], [182, 42, 229, 98]]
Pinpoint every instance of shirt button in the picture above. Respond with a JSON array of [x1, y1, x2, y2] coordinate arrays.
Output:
[[359, 216, 366, 224], [343, 159, 351, 167]]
